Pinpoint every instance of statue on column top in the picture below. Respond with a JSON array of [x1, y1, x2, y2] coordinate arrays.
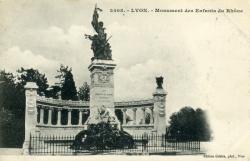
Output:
[[85, 4, 112, 61], [156, 76, 164, 89]]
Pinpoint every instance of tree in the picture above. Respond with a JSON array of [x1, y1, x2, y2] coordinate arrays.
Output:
[[167, 106, 212, 141], [0, 70, 25, 147], [17, 68, 49, 96], [45, 85, 61, 99], [56, 65, 78, 100], [195, 108, 211, 141], [78, 82, 90, 101], [61, 70, 78, 100], [0, 70, 18, 112], [0, 107, 14, 147], [0, 68, 50, 147], [0, 70, 23, 117]]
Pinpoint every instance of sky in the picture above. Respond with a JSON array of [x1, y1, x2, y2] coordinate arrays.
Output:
[[0, 0, 250, 153]]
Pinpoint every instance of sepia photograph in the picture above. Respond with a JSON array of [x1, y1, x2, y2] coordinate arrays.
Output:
[[0, 0, 249, 160]]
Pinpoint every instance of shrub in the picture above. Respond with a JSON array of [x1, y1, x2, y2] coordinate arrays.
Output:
[[71, 122, 135, 150]]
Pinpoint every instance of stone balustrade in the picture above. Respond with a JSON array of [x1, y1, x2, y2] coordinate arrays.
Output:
[[37, 104, 89, 127], [37, 96, 89, 107], [118, 106, 154, 126], [36, 103, 154, 127], [37, 96, 153, 108], [36, 96, 155, 127]]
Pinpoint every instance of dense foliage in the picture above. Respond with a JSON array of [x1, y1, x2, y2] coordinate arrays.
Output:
[[0, 65, 87, 147], [167, 106, 212, 141], [78, 82, 90, 101], [0, 70, 24, 147], [17, 68, 49, 96], [45, 85, 61, 99], [71, 122, 135, 150], [56, 65, 78, 100]]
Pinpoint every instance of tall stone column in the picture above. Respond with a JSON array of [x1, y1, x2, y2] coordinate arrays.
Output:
[[57, 108, 62, 125], [68, 109, 72, 125], [79, 110, 83, 125], [39, 107, 44, 125], [150, 106, 154, 124], [122, 109, 127, 125], [153, 77, 167, 135], [86, 59, 120, 127], [133, 108, 137, 125], [142, 107, 146, 124], [22, 82, 38, 154], [48, 108, 52, 125]]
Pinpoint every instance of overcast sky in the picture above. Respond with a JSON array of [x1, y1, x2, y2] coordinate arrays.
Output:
[[0, 0, 250, 153]]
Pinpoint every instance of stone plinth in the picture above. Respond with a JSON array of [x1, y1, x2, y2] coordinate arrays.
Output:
[[86, 59, 120, 126], [153, 88, 167, 135]]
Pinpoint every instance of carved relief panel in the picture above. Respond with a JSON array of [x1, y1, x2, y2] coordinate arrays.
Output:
[[98, 72, 110, 83], [91, 70, 113, 87], [159, 103, 165, 116], [26, 90, 36, 115]]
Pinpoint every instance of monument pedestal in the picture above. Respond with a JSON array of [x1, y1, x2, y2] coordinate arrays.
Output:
[[85, 59, 120, 126], [153, 88, 167, 135], [23, 82, 38, 154]]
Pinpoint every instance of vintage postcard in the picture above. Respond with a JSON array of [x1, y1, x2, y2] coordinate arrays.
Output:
[[0, 0, 249, 161]]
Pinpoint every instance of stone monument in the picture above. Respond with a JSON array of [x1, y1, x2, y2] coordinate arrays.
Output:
[[85, 5, 119, 126]]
